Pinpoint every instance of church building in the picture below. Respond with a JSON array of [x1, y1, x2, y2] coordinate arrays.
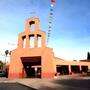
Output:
[[8, 17, 90, 79]]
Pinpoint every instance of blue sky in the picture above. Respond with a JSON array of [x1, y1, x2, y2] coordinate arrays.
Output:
[[0, 0, 90, 60]]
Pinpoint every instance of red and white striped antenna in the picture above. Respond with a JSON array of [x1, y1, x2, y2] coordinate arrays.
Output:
[[47, 0, 55, 45]]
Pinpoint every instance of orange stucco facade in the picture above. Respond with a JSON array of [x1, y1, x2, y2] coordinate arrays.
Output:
[[8, 17, 90, 79]]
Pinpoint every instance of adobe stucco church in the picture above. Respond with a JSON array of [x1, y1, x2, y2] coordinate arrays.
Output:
[[8, 17, 90, 79]]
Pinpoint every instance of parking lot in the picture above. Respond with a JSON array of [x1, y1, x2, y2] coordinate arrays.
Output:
[[0, 76, 90, 90], [0, 83, 36, 90]]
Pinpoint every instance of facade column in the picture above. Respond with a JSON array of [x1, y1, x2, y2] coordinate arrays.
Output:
[[34, 34, 38, 48], [79, 65, 82, 72], [69, 65, 71, 74], [26, 35, 30, 48], [18, 36, 23, 48], [35, 67, 37, 78], [42, 35, 46, 47]]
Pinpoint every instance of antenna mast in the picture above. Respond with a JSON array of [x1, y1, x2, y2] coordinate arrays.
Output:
[[47, 0, 55, 45]]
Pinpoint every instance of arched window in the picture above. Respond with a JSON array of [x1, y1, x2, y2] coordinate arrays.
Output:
[[29, 21, 35, 31]]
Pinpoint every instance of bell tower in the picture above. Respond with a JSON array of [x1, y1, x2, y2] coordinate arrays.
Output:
[[18, 17, 46, 49], [8, 17, 55, 79]]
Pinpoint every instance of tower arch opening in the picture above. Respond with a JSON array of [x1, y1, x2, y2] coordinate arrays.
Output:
[[29, 34, 34, 48], [29, 21, 35, 31], [22, 36, 26, 48], [37, 34, 42, 47]]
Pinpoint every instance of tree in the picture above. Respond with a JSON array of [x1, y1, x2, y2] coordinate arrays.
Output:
[[5, 50, 9, 63], [9, 51, 12, 55], [0, 60, 3, 69], [87, 52, 90, 59], [5, 50, 9, 57]]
